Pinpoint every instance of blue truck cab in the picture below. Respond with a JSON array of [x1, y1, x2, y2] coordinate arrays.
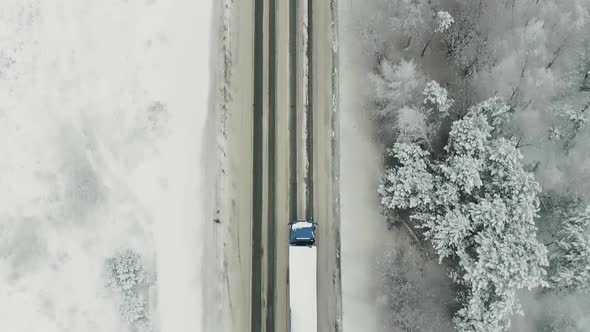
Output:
[[288, 219, 316, 247]]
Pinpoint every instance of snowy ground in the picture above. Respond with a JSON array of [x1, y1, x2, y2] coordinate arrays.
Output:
[[338, 2, 390, 332], [0, 1, 213, 331], [339, 59, 389, 332]]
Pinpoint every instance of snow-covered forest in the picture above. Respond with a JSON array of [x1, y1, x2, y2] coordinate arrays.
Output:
[[344, 0, 590, 331]]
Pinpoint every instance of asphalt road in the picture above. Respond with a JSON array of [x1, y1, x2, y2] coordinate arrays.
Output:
[[217, 0, 340, 331], [271, 0, 291, 331]]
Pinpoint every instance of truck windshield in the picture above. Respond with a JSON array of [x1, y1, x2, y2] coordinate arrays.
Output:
[[289, 223, 315, 246]]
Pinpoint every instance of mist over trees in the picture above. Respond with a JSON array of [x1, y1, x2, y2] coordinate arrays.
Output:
[[377, 236, 454, 331], [348, 0, 590, 330]]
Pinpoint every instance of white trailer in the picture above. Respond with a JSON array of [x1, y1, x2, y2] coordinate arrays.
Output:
[[289, 245, 317, 332]]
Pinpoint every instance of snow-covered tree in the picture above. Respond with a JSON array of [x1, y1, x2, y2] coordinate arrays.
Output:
[[466, 97, 511, 134], [435, 11, 454, 33], [537, 190, 584, 247], [396, 105, 429, 144], [378, 142, 434, 211], [547, 49, 590, 150], [370, 59, 426, 114], [354, 10, 390, 62], [390, 0, 431, 50], [369, 62, 453, 146], [423, 80, 454, 115], [379, 98, 548, 332], [443, 3, 489, 76], [120, 294, 153, 331], [376, 80, 454, 146], [369, 59, 426, 143], [541, 316, 587, 332], [377, 240, 454, 331], [105, 249, 150, 294], [550, 205, 590, 292], [548, 102, 589, 152], [353, 0, 431, 61], [105, 249, 154, 331], [421, 11, 454, 57]]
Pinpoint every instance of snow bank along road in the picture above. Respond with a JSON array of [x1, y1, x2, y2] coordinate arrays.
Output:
[[310, 1, 342, 331], [216, 0, 341, 331]]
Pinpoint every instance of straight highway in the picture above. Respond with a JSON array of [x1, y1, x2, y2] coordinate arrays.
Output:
[[216, 0, 340, 331]]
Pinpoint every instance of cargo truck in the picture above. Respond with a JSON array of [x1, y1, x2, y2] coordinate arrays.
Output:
[[288, 219, 316, 246], [288, 219, 317, 332]]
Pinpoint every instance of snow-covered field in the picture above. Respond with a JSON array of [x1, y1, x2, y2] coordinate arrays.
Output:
[[0, 1, 213, 331], [340, 101, 388, 332]]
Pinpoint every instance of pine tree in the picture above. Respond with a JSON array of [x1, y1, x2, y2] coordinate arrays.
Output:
[[421, 11, 454, 57], [369, 72, 453, 146], [369, 59, 426, 143], [378, 142, 434, 211], [423, 80, 454, 115], [390, 0, 430, 49], [550, 205, 590, 292]]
